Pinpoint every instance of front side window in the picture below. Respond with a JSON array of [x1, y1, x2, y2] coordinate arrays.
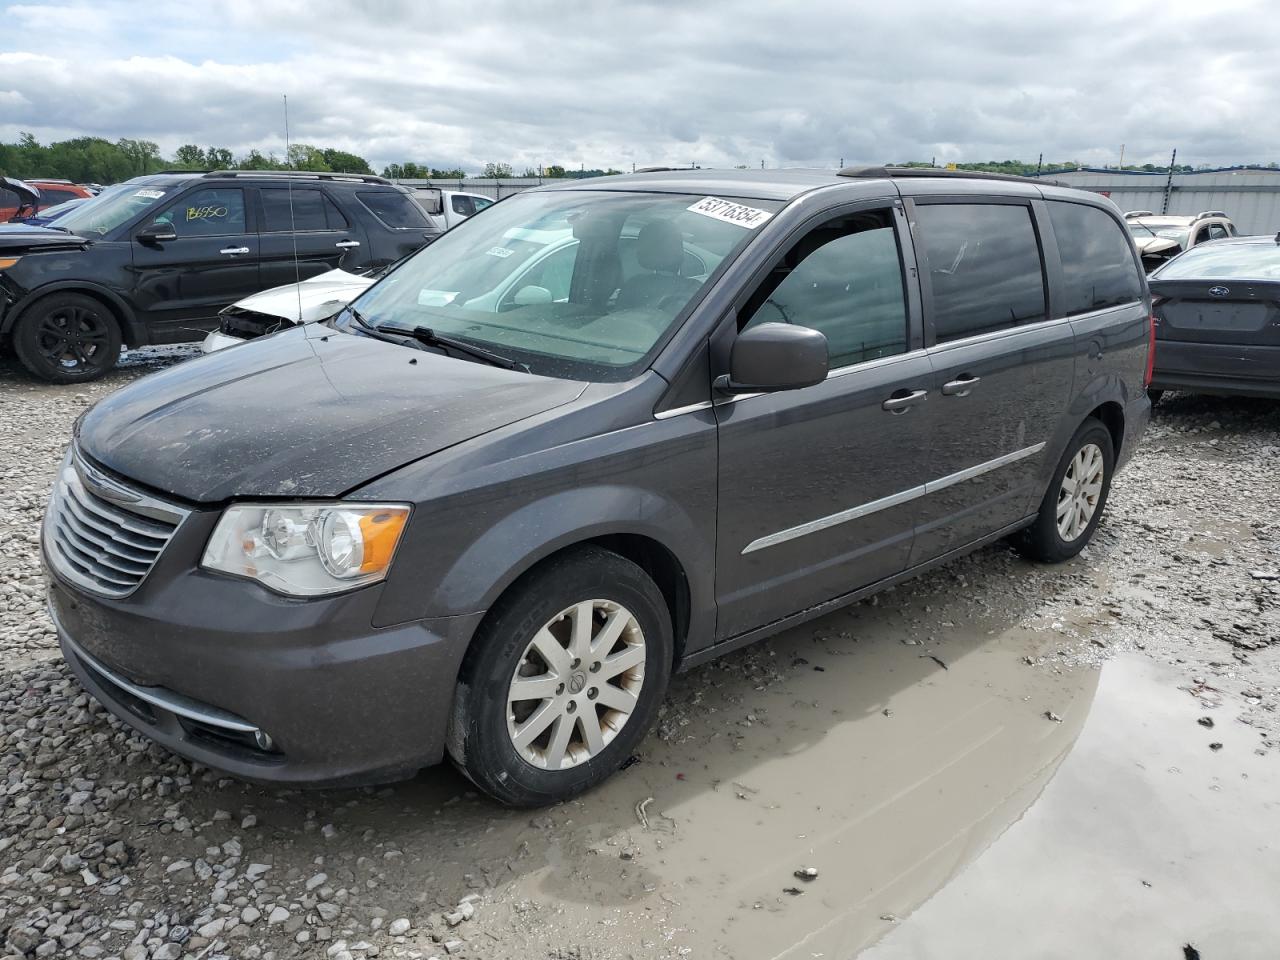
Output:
[[358, 190, 431, 228], [344, 189, 781, 380], [1047, 201, 1143, 315], [1208, 223, 1229, 241], [154, 188, 246, 237], [741, 211, 907, 368], [915, 203, 1046, 342]]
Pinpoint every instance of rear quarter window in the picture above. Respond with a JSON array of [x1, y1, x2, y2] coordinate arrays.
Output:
[[358, 190, 430, 229], [1047, 202, 1143, 315]]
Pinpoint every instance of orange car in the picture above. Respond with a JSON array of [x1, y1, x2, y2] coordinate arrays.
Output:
[[0, 177, 94, 221]]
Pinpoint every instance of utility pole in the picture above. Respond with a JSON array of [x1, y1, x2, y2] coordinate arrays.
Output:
[[1162, 149, 1177, 214], [1118, 143, 1125, 169], [761, 159, 765, 170], [839, 157, 844, 169], [1036, 153, 1043, 176]]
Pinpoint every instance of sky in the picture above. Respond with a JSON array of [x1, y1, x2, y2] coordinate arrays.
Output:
[[1, 0, 1277, 174]]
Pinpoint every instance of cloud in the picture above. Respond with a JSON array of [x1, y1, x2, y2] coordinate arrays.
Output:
[[1, 0, 1278, 174]]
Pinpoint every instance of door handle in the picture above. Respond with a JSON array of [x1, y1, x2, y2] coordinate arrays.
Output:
[[881, 389, 928, 414], [219, 246, 250, 256], [335, 240, 361, 248], [941, 375, 982, 397]]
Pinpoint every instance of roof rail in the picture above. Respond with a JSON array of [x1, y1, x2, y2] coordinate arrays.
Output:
[[203, 170, 392, 185], [1123, 210, 1156, 219], [1194, 210, 1229, 221], [837, 165, 1051, 186], [32, 177, 75, 184]]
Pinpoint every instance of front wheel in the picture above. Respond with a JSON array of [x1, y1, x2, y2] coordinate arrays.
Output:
[[448, 547, 673, 807], [1013, 418, 1115, 563], [13, 293, 122, 383]]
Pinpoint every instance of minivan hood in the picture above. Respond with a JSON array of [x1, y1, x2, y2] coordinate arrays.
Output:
[[0, 223, 89, 253], [77, 326, 586, 502], [227, 269, 375, 324]]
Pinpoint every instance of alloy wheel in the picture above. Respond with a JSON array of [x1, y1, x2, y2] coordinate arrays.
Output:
[[37, 304, 112, 371], [1057, 442, 1105, 542], [506, 599, 646, 770]]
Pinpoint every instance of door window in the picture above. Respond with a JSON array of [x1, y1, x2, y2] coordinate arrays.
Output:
[[741, 211, 908, 369], [260, 188, 349, 232], [1208, 223, 1229, 241], [1046, 201, 1143, 315], [358, 190, 431, 228], [914, 203, 1046, 342], [155, 188, 246, 237]]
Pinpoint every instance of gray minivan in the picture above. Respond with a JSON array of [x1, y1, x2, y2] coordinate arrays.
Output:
[[44, 168, 1152, 806]]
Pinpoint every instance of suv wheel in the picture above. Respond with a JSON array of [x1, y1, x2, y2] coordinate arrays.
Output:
[[1014, 418, 1115, 563], [448, 547, 672, 807], [13, 293, 122, 383]]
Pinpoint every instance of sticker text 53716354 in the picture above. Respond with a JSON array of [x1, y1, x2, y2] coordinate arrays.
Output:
[[687, 196, 773, 229]]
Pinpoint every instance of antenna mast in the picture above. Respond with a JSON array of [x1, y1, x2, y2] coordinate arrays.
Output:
[[284, 95, 303, 322]]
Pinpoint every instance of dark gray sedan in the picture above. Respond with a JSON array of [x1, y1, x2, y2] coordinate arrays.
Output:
[[1149, 236, 1280, 401]]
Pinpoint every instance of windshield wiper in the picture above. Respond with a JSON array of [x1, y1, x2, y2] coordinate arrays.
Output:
[[374, 322, 528, 372]]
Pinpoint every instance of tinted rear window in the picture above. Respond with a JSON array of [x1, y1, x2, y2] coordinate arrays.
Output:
[[1155, 242, 1280, 281], [37, 188, 79, 207], [1047, 202, 1143, 315], [358, 190, 430, 228], [261, 188, 349, 232], [915, 203, 1047, 343]]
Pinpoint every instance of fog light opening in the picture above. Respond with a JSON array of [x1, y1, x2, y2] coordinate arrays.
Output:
[[254, 730, 275, 752]]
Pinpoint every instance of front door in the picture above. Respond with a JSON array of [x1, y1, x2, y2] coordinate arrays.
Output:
[[714, 203, 934, 639], [256, 186, 368, 294], [130, 186, 260, 337], [905, 198, 1075, 564]]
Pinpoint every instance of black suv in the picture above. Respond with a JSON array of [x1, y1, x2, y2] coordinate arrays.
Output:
[[46, 168, 1152, 805], [0, 170, 439, 382]]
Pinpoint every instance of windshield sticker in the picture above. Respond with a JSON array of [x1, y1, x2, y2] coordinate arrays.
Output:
[[486, 246, 515, 258], [133, 189, 165, 199], [687, 196, 773, 229]]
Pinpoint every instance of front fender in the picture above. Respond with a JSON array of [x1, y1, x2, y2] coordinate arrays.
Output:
[[6, 280, 144, 345]]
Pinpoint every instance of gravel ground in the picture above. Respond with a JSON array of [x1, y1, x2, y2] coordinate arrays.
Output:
[[0, 348, 1276, 960]]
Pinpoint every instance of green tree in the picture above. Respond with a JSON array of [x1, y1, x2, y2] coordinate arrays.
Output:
[[321, 148, 373, 174], [116, 138, 162, 176], [286, 143, 331, 171], [173, 144, 206, 169], [237, 149, 285, 170], [430, 167, 466, 179], [543, 164, 567, 178], [205, 146, 234, 169], [482, 162, 513, 178]]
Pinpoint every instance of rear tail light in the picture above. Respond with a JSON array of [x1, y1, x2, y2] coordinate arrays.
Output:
[[1144, 312, 1157, 387]]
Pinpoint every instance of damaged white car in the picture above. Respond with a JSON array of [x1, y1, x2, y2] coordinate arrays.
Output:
[[1124, 210, 1237, 272], [201, 268, 377, 352]]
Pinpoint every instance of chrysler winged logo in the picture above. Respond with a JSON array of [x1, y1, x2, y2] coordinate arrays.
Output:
[[1208, 285, 1230, 298], [76, 457, 143, 505]]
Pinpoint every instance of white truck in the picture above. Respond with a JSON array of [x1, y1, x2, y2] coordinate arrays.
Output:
[[410, 188, 494, 231]]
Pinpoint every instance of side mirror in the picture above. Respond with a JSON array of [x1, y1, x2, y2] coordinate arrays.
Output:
[[512, 284, 552, 306], [715, 322, 829, 394], [136, 221, 177, 244]]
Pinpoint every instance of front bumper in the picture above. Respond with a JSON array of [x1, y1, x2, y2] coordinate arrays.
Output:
[[46, 553, 484, 787], [199, 329, 248, 353]]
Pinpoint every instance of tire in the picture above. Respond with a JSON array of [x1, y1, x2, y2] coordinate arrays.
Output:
[[1147, 388, 1165, 405], [13, 292, 122, 383], [448, 546, 673, 807], [1013, 418, 1115, 563]]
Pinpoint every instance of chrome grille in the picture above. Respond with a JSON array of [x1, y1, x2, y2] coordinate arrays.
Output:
[[44, 451, 188, 598]]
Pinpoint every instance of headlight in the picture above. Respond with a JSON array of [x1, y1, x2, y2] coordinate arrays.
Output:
[[202, 502, 410, 596]]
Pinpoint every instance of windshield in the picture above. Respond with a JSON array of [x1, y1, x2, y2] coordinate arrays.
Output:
[[1154, 242, 1280, 281], [1127, 221, 1189, 246], [57, 183, 169, 236], [342, 189, 782, 380]]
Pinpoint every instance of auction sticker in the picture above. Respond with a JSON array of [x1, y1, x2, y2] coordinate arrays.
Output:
[[133, 189, 165, 199], [687, 196, 772, 229]]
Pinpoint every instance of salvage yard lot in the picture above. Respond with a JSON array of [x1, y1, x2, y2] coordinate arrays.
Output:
[[0, 348, 1277, 959]]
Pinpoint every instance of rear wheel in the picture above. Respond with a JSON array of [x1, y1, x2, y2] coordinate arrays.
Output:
[[13, 292, 121, 383], [1014, 418, 1114, 563], [448, 547, 672, 807]]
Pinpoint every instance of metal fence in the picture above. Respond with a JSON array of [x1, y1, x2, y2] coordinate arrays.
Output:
[[394, 178, 549, 201], [1042, 169, 1280, 235]]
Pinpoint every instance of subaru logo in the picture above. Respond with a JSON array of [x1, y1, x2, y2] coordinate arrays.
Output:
[[1208, 285, 1230, 298]]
